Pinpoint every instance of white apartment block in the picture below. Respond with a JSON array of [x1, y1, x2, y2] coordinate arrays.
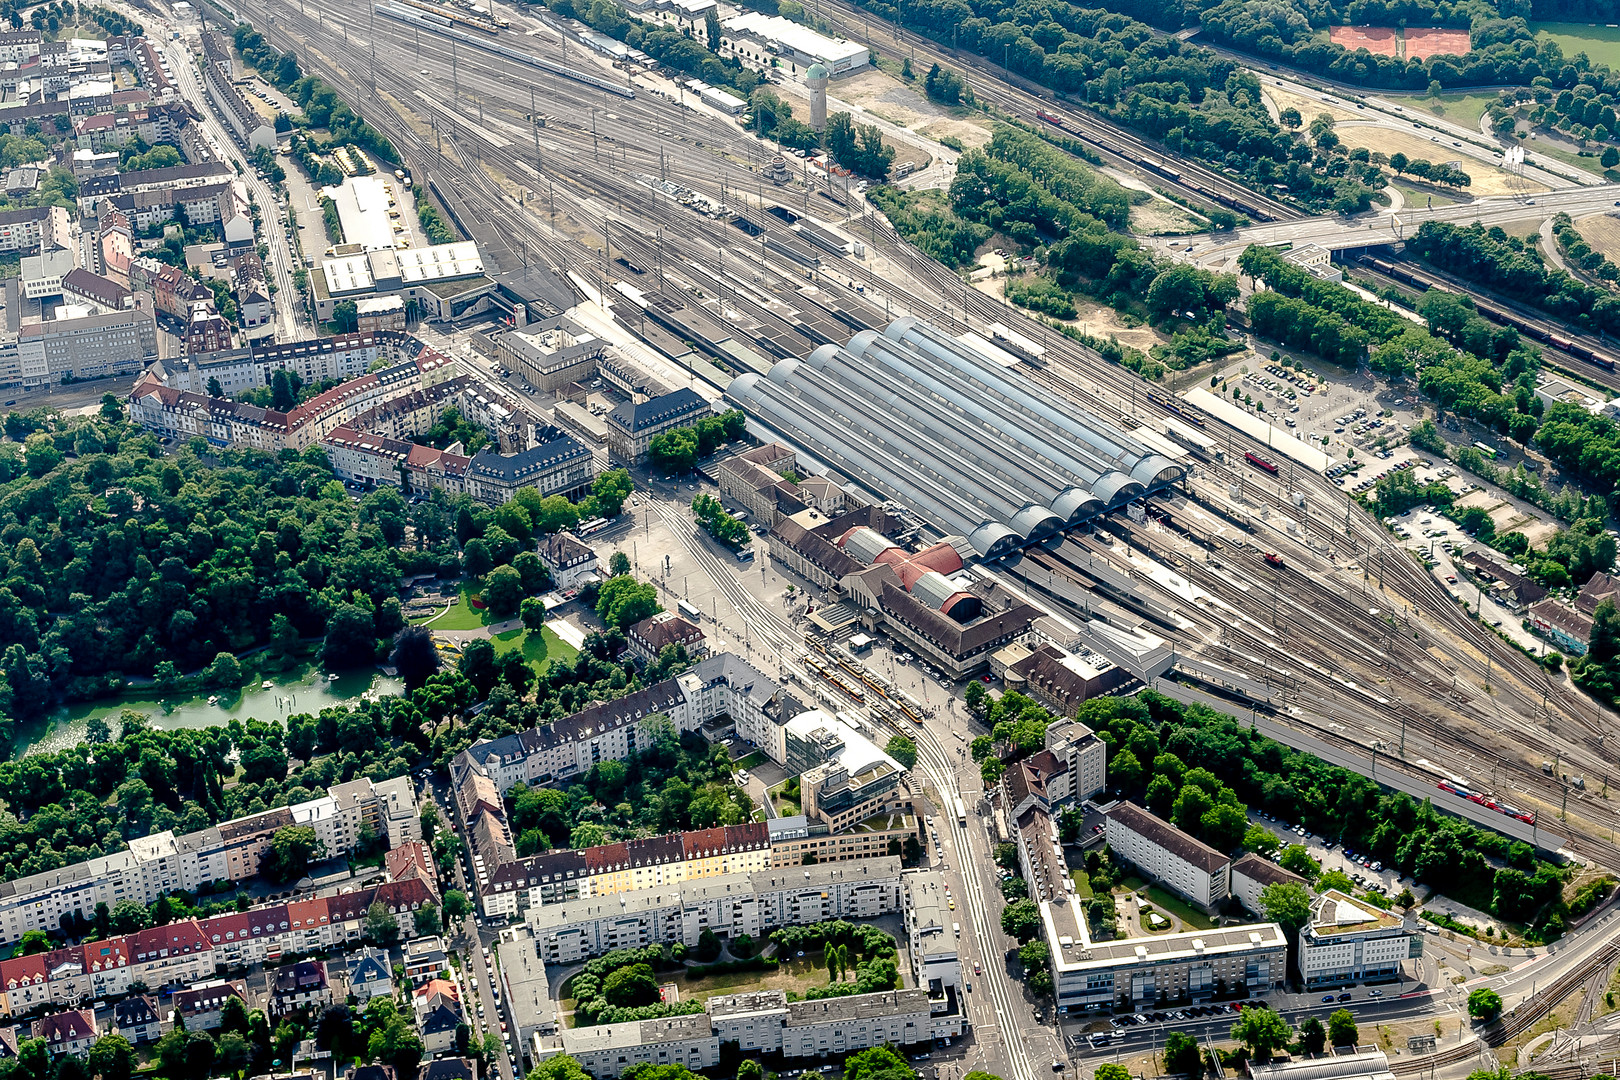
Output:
[[13, 300, 158, 385], [1299, 891, 1420, 988], [454, 653, 801, 797], [1044, 719, 1108, 803], [1042, 893, 1287, 1013], [0, 206, 70, 255], [525, 859, 902, 965], [1229, 853, 1308, 918], [0, 777, 416, 946], [548, 987, 960, 1079], [1104, 802, 1231, 914], [901, 871, 961, 1006]]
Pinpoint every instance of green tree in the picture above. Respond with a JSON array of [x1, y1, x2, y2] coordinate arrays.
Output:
[[1231, 1006, 1291, 1059], [1109, 748, 1142, 791], [459, 638, 499, 697], [463, 538, 494, 578], [885, 735, 917, 769], [596, 575, 662, 631], [1604, 146, 1619, 170], [1279, 845, 1320, 878], [609, 551, 632, 576], [1299, 1016, 1327, 1055], [603, 963, 660, 1006], [532, 495, 581, 535], [484, 564, 524, 618], [528, 1057, 592, 1080], [1096, 1066, 1133, 1080], [365, 901, 401, 946], [332, 300, 359, 334], [1328, 1009, 1358, 1048], [263, 826, 322, 883], [1201, 803, 1249, 851], [89, 1034, 135, 1080], [19, 929, 49, 954], [1243, 824, 1280, 856], [109, 898, 152, 934], [443, 890, 471, 923], [738, 1061, 765, 1080], [1165, 1030, 1203, 1077], [1000, 898, 1041, 941], [1468, 988, 1503, 1022], [521, 596, 547, 632], [1259, 882, 1312, 936], [592, 469, 634, 516], [204, 651, 242, 690], [414, 903, 439, 936]]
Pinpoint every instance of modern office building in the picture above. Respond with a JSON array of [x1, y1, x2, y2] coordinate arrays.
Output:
[[1299, 890, 1420, 988]]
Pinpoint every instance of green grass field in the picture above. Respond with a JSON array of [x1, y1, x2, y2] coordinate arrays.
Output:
[[1143, 885, 1218, 931], [1534, 22, 1620, 69], [411, 585, 493, 630], [1381, 89, 1504, 126], [490, 626, 578, 675], [1390, 181, 1463, 209]]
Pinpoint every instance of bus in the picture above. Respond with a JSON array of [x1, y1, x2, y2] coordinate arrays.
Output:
[[677, 600, 702, 621], [953, 796, 967, 826], [577, 517, 610, 536], [1472, 442, 1498, 459]]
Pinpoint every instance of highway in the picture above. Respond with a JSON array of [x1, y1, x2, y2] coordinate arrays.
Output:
[[1179, 182, 1620, 268]]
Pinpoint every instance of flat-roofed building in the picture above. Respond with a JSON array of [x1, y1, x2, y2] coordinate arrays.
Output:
[[495, 316, 603, 391], [901, 870, 961, 1008], [1104, 802, 1230, 914], [1299, 890, 1419, 988], [1042, 893, 1286, 1013]]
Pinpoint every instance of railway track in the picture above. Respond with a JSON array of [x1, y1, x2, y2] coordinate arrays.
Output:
[[235, 0, 1620, 869]]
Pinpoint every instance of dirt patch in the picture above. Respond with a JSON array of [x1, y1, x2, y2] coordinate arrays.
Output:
[[1575, 212, 1620, 264], [1405, 28, 1472, 60], [1330, 25, 1399, 57], [1264, 82, 1361, 124], [833, 67, 962, 131], [1332, 126, 1545, 196], [917, 119, 991, 149], [1131, 197, 1204, 235]]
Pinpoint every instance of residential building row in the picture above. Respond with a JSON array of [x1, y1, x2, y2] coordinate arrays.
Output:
[[200, 30, 274, 151], [0, 875, 434, 1018], [523, 858, 902, 964], [475, 812, 918, 921], [0, 775, 417, 948], [542, 985, 959, 1079]]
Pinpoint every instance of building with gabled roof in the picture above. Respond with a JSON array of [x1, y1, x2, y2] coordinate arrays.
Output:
[[605, 387, 709, 463], [32, 1008, 96, 1056], [1104, 802, 1231, 914]]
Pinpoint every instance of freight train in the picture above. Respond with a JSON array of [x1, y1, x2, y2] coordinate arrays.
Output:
[[1034, 109, 1277, 222], [1437, 775, 1537, 825], [1359, 256, 1617, 373]]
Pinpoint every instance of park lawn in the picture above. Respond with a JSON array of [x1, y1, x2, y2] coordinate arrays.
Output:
[[411, 585, 493, 630], [1071, 869, 1094, 899], [1391, 181, 1463, 209], [1380, 89, 1503, 126], [1144, 885, 1217, 930], [1533, 22, 1620, 69], [736, 750, 767, 770], [490, 626, 578, 675]]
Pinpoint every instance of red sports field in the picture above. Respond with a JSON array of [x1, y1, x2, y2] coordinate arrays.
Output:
[[1329, 25, 1397, 56], [1404, 27, 1472, 59]]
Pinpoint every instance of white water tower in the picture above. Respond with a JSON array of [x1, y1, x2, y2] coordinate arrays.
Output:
[[807, 62, 829, 132]]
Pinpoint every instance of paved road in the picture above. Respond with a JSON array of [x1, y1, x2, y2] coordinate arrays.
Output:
[[1173, 184, 1620, 270], [155, 26, 311, 343]]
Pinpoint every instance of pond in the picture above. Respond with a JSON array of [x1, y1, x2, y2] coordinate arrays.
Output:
[[13, 666, 404, 758]]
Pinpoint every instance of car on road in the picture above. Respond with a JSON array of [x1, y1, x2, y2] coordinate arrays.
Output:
[[974, 962, 981, 975], [1369, 989, 1383, 997], [1337, 993, 1353, 1002], [1321, 995, 1336, 1003]]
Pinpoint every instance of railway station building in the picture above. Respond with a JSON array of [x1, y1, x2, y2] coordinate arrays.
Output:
[[728, 318, 1185, 560]]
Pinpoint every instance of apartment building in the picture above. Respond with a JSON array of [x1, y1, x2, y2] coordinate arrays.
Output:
[[1042, 893, 1287, 1014], [478, 823, 771, 919], [1104, 802, 1231, 915], [760, 814, 918, 868], [1230, 853, 1307, 917], [463, 430, 594, 505], [13, 298, 157, 383], [525, 859, 902, 965], [201, 41, 274, 150], [453, 653, 799, 796], [0, 777, 416, 946], [1299, 890, 1420, 988], [548, 986, 960, 1079], [0, 206, 70, 255], [901, 871, 961, 1004]]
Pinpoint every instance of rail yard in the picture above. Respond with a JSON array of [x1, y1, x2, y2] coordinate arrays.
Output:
[[57, 0, 1620, 1074]]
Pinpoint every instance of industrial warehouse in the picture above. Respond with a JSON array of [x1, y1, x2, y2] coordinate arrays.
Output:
[[726, 318, 1186, 558]]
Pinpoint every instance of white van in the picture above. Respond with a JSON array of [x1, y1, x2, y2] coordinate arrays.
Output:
[[952, 922, 960, 937]]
